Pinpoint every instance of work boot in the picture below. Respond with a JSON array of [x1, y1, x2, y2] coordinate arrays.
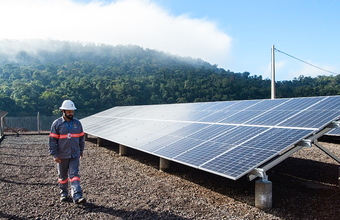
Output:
[[60, 196, 68, 202], [75, 197, 86, 204]]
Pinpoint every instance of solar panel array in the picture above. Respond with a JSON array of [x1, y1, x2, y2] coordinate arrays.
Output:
[[327, 128, 340, 136], [80, 96, 340, 180]]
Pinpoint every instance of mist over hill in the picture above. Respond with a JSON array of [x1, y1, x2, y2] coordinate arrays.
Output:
[[0, 39, 217, 69], [0, 39, 338, 116]]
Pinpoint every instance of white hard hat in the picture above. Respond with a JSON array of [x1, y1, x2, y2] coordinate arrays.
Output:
[[59, 100, 77, 110]]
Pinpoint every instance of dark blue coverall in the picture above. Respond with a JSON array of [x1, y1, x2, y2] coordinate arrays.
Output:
[[49, 116, 85, 202]]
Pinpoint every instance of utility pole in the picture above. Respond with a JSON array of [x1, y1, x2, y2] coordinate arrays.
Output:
[[271, 45, 276, 99]]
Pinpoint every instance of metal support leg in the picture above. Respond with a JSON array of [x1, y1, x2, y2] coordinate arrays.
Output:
[[314, 140, 340, 163]]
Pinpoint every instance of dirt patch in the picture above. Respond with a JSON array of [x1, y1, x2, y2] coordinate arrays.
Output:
[[0, 134, 340, 219]]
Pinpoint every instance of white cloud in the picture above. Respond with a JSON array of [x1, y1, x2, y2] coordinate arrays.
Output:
[[0, 0, 232, 67], [290, 63, 337, 79], [262, 58, 338, 81], [277, 61, 338, 81], [263, 60, 286, 80]]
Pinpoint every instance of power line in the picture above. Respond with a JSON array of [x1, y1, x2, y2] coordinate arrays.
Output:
[[274, 48, 339, 75]]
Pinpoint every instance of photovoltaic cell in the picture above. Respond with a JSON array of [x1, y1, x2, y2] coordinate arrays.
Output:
[[246, 99, 287, 110], [168, 123, 209, 137], [209, 126, 268, 146], [154, 138, 204, 158], [242, 128, 312, 152], [200, 146, 275, 179], [327, 128, 340, 136], [198, 111, 231, 123], [140, 135, 180, 152], [204, 101, 238, 111], [246, 111, 294, 126], [174, 142, 234, 166], [187, 124, 234, 140], [219, 110, 265, 124], [81, 95, 340, 180], [278, 110, 340, 128]]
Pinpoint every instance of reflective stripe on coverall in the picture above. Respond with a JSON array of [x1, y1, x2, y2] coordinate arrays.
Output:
[[58, 158, 82, 200]]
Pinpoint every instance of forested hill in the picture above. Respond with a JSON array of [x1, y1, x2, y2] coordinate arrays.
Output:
[[0, 40, 339, 116]]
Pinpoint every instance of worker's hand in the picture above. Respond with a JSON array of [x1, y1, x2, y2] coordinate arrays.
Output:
[[54, 157, 61, 163], [80, 154, 83, 160]]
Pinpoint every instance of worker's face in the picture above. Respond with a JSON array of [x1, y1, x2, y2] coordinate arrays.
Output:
[[63, 110, 74, 120]]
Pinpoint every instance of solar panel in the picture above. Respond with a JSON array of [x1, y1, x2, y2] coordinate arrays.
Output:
[[80, 96, 340, 180], [328, 128, 340, 136]]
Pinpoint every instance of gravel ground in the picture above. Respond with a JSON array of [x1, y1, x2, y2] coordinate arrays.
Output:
[[0, 134, 340, 219]]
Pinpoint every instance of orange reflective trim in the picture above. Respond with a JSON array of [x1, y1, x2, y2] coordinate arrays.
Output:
[[70, 132, 84, 138], [49, 133, 59, 138], [58, 133, 84, 139], [59, 134, 68, 139], [70, 177, 80, 182], [58, 178, 69, 184]]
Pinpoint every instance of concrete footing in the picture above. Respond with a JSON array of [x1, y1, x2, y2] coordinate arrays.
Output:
[[159, 158, 170, 171], [119, 144, 128, 156], [255, 179, 272, 209]]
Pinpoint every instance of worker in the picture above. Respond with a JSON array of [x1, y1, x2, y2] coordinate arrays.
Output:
[[49, 100, 86, 204]]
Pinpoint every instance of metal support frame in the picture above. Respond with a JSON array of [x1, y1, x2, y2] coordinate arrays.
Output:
[[314, 140, 340, 164], [249, 168, 268, 181], [309, 121, 340, 164], [248, 145, 304, 181], [248, 120, 340, 181], [249, 120, 340, 209]]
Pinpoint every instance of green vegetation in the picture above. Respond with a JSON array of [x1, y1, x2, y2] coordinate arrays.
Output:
[[0, 40, 339, 116]]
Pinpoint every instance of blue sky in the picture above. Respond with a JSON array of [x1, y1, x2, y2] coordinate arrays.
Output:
[[161, 0, 340, 80], [1, 0, 339, 81]]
